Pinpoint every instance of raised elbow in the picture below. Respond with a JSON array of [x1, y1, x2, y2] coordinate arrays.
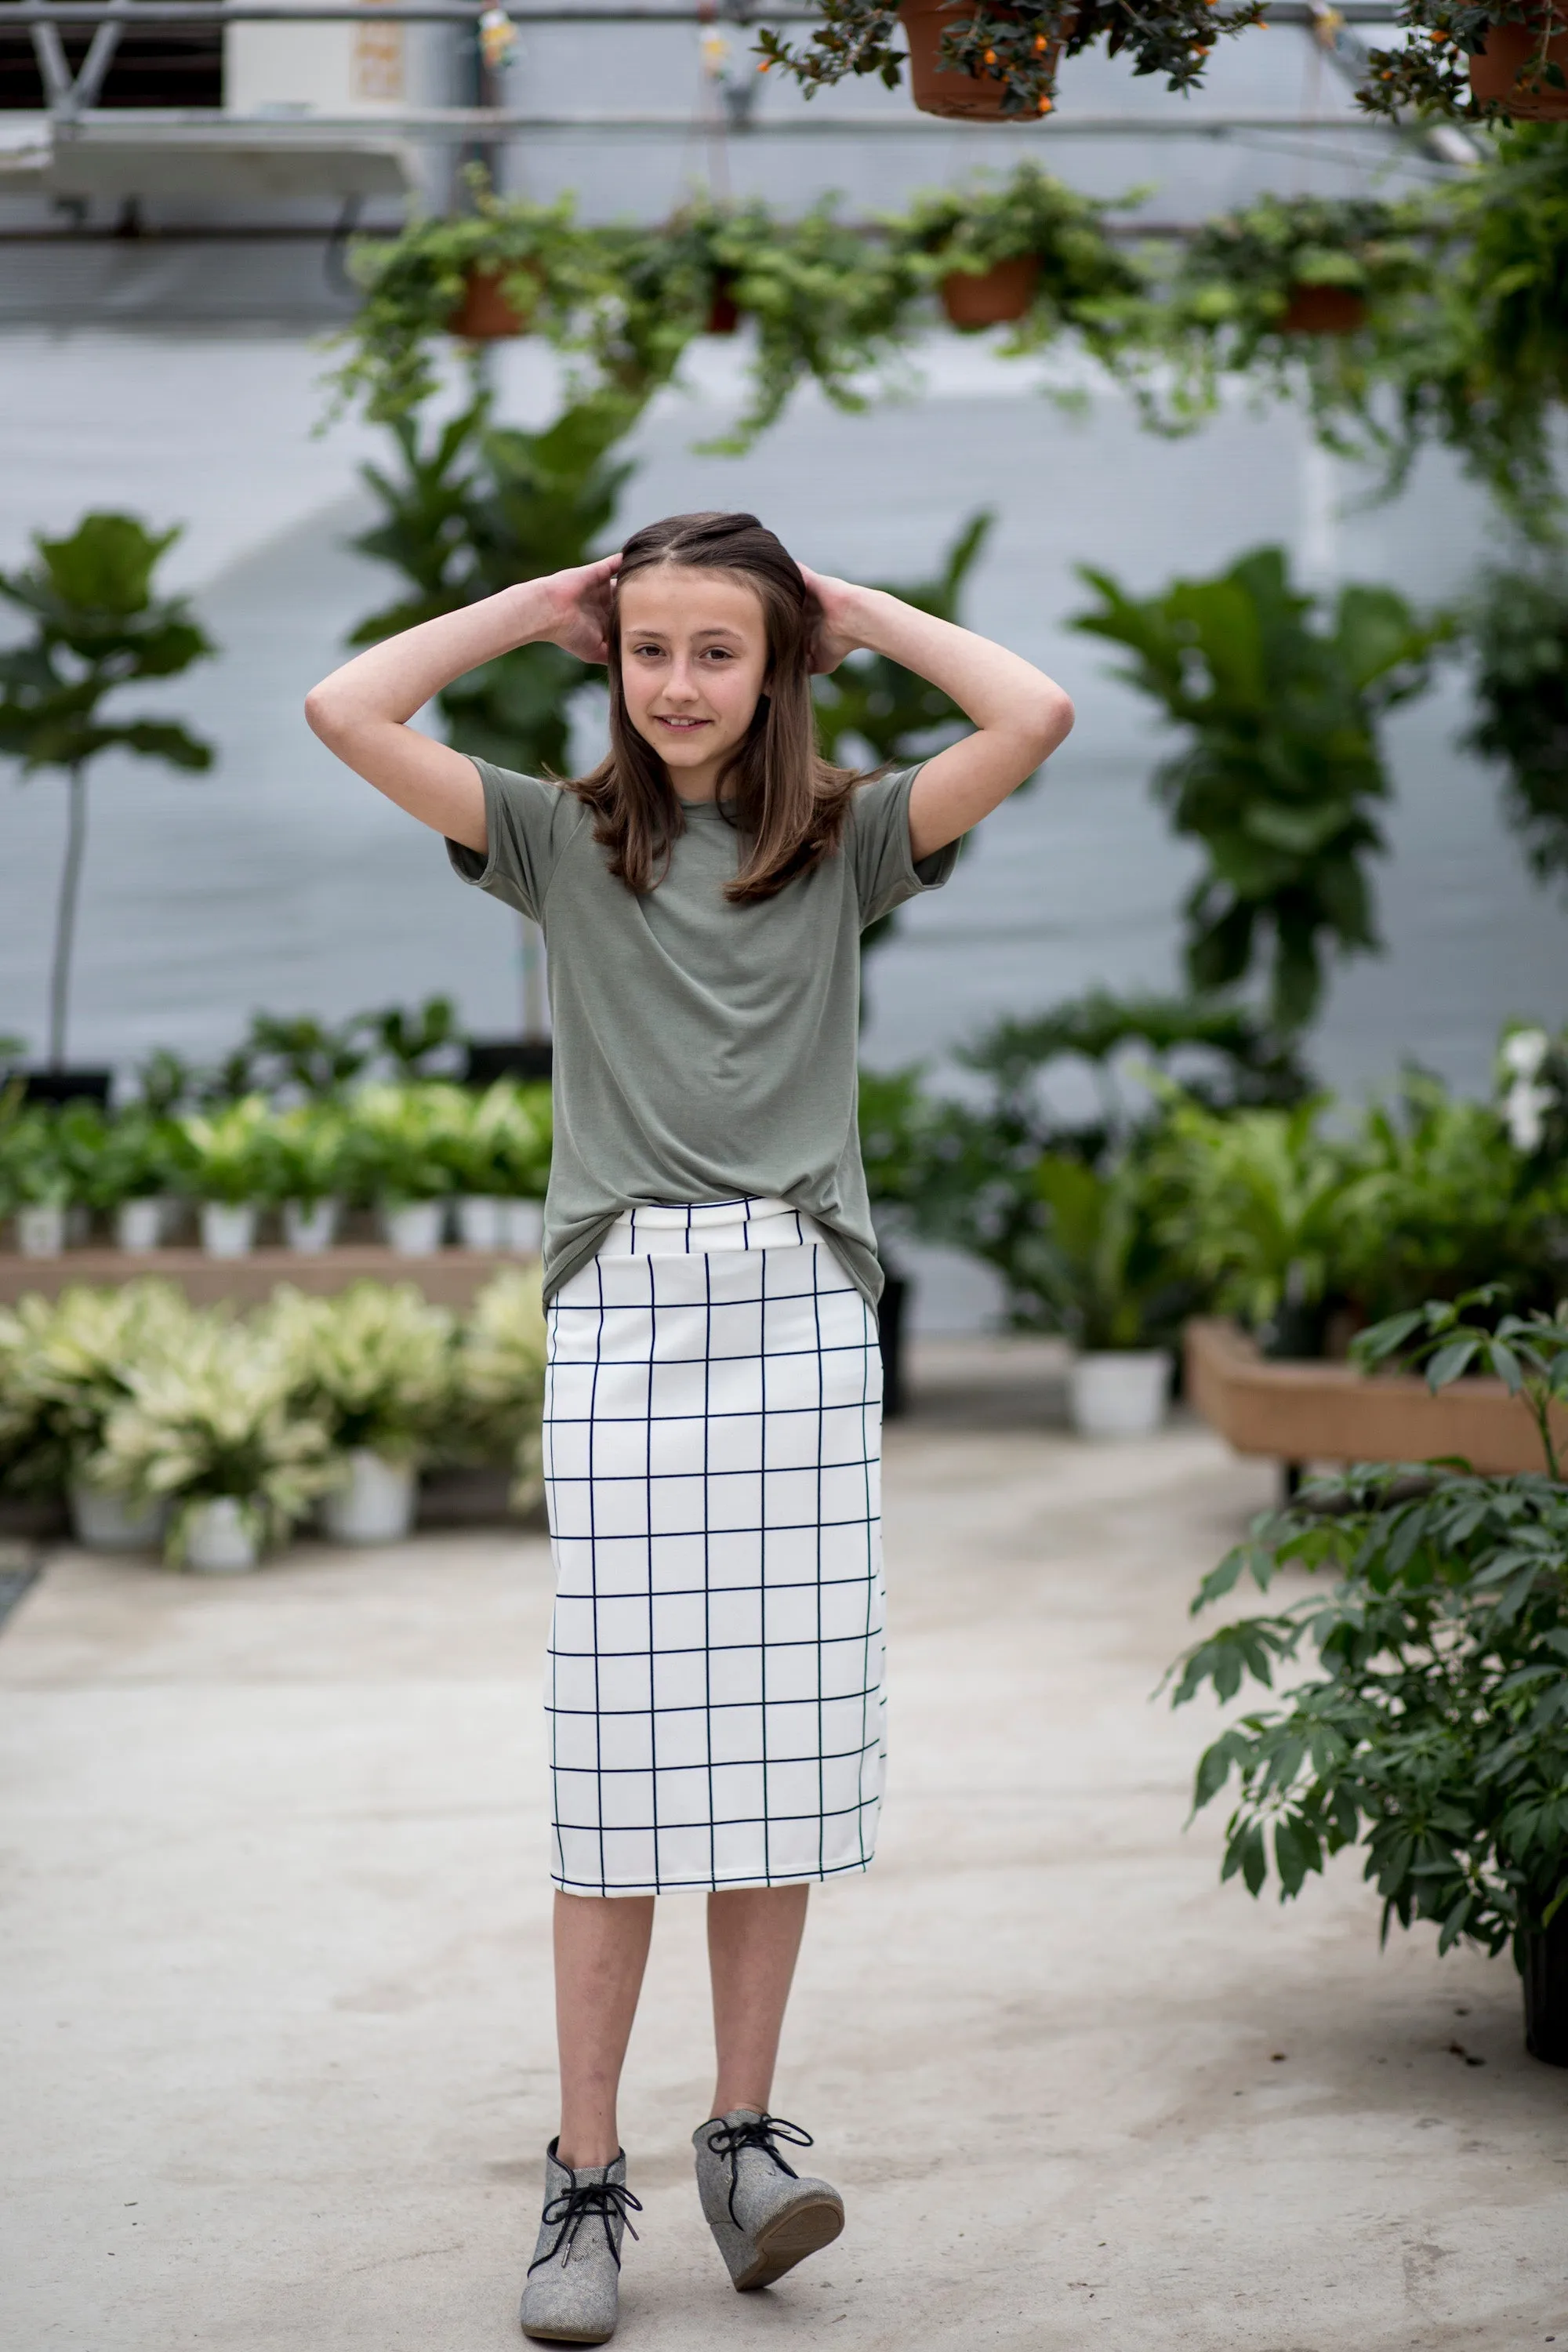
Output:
[[1031, 685, 1074, 764], [303, 681, 344, 746]]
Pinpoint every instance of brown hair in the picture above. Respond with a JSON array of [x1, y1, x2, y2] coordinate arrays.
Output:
[[565, 510, 863, 903]]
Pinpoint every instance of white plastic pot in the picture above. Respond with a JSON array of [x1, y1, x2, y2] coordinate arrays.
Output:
[[182, 1496, 260, 1573], [499, 1199, 545, 1255], [453, 1194, 505, 1250], [68, 1479, 169, 1552], [16, 1202, 67, 1257], [1067, 1349, 1173, 1440], [381, 1200, 445, 1257], [321, 1449, 417, 1544], [283, 1196, 341, 1253], [200, 1201, 258, 1259], [114, 1196, 165, 1252]]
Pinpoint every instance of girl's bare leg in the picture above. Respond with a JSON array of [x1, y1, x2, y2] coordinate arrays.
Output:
[[554, 1891, 655, 2168], [706, 1884, 810, 2117]]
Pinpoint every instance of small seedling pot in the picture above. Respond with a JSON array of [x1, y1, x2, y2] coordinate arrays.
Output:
[[183, 1496, 260, 1574], [283, 1197, 341, 1253], [322, 1450, 418, 1545], [898, 0, 1062, 118], [499, 1198, 546, 1254], [16, 1203, 67, 1258], [114, 1197, 165, 1252], [1068, 1348, 1172, 1439], [382, 1199, 445, 1257], [941, 255, 1040, 328], [1469, 13, 1568, 117], [201, 1201, 258, 1259], [1280, 283, 1368, 336], [69, 1479, 169, 1552]]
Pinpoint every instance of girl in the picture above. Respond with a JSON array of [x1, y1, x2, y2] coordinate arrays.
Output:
[[305, 509, 1073, 2343]]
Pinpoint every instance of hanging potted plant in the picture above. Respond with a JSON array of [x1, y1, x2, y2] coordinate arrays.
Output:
[[96, 1319, 332, 1573], [892, 162, 1146, 339], [176, 1095, 276, 1258], [755, 0, 1265, 123], [1360, 0, 1568, 122], [266, 1279, 454, 1544], [1167, 1293, 1568, 2067]]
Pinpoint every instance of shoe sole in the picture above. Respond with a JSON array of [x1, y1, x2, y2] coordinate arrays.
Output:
[[519, 2317, 615, 2346], [731, 2194, 845, 2292]]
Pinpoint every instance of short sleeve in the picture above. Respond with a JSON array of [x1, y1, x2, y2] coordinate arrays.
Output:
[[845, 764, 960, 930], [445, 757, 579, 924]]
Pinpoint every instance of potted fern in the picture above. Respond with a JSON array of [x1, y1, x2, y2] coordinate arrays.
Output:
[[266, 1102, 348, 1253], [448, 1265, 549, 1508], [1029, 1153, 1179, 1436], [339, 1083, 458, 1254], [0, 1104, 71, 1258], [266, 1280, 455, 1544], [96, 1319, 332, 1572]]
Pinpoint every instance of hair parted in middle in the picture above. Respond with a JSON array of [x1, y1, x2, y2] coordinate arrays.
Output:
[[564, 510, 868, 904]]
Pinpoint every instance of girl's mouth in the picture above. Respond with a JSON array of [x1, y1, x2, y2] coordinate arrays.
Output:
[[653, 714, 710, 732]]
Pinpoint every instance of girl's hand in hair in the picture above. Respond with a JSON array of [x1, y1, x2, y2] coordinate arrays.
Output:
[[798, 565, 869, 676], [535, 554, 622, 665]]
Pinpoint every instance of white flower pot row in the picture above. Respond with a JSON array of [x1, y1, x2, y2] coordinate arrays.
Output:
[[9, 1195, 546, 1260], [67, 1447, 422, 1570]]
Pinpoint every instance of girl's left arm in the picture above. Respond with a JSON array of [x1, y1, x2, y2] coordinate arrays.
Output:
[[800, 569, 1074, 861]]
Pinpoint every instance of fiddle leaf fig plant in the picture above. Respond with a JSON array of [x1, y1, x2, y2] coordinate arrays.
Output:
[[0, 513, 215, 1069], [1072, 546, 1450, 1030]]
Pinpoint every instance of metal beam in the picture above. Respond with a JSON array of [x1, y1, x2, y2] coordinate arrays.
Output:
[[0, 1, 1405, 20], [42, 104, 1403, 136]]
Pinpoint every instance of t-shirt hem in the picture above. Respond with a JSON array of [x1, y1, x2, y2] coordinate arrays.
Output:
[[541, 1207, 884, 1310]]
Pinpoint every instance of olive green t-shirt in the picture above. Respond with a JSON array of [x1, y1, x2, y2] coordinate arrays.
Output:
[[446, 758, 957, 1306]]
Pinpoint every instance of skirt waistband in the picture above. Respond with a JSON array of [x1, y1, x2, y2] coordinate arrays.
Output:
[[597, 1197, 823, 1258]]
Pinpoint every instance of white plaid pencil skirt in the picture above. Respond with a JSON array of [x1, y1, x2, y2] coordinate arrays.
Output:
[[541, 1196, 886, 1896]]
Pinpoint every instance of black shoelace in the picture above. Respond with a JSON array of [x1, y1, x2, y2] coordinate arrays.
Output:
[[702, 2113, 815, 2226], [528, 2177, 643, 2274]]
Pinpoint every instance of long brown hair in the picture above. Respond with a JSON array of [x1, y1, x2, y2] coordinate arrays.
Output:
[[566, 510, 863, 903]]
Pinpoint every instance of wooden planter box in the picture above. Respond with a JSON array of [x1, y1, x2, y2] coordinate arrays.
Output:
[[1185, 1317, 1567, 1476], [0, 1247, 532, 1314]]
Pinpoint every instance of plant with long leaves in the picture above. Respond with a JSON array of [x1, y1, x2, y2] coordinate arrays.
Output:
[[0, 514, 215, 1069], [1464, 560, 1568, 879], [1072, 546, 1450, 1030], [1166, 1296, 1568, 1962]]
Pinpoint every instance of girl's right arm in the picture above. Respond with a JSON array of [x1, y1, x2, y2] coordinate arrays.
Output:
[[303, 557, 619, 854]]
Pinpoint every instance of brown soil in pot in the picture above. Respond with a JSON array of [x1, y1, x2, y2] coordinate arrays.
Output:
[[1468, 13, 1568, 116]]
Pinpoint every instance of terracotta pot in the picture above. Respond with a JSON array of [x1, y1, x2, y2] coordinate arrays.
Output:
[[1469, 13, 1568, 117], [706, 274, 742, 336], [447, 263, 539, 341], [941, 254, 1040, 328], [1279, 283, 1368, 336], [898, 0, 1061, 119]]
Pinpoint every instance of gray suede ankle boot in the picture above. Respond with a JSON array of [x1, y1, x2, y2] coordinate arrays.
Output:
[[519, 2140, 640, 2344], [692, 2110, 844, 2292]]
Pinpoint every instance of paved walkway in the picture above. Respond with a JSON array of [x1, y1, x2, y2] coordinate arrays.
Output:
[[3, 1361, 1565, 2350]]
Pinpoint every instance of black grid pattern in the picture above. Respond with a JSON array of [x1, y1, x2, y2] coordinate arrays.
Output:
[[542, 1199, 886, 1896]]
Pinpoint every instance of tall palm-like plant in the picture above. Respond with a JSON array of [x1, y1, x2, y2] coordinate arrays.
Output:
[[0, 514, 216, 1068]]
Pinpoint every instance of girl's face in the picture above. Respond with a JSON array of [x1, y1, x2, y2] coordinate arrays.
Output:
[[617, 565, 770, 797]]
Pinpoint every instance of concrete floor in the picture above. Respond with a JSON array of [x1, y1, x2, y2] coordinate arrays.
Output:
[[2, 1374, 1566, 2350]]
